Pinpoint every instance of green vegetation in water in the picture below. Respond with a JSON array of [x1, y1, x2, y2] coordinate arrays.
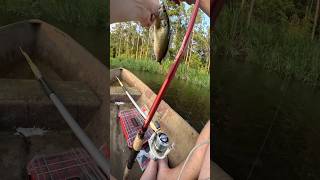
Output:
[[215, 1, 320, 85], [111, 57, 209, 88], [0, 0, 107, 27]]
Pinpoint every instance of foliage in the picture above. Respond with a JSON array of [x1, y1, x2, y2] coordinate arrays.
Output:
[[111, 57, 209, 87], [0, 0, 107, 27], [215, 0, 320, 85], [110, 2, 210, 80]]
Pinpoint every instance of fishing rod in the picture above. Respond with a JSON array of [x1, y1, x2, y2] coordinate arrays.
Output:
[[123, 0, 201, 178], [116, 76, 147, 119], [19, 48, 110, 178], [116, 76, 161, 133], [117, 74, 172, 167]]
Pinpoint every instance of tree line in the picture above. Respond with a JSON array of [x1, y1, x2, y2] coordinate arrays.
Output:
[[241, 0, 320, 39], [110, 2, 210, 73], [214, 0, 320, 84]]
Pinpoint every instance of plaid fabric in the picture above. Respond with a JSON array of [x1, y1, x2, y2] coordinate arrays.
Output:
[[27, 148, 107, 180], [118, 108, 153, 148]]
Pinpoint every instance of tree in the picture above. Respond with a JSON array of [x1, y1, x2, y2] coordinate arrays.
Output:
[[241, 0, 246, 10], [312, 0, 320, 40], [110, 3, 210, 73], [247, 0, 256, 28]]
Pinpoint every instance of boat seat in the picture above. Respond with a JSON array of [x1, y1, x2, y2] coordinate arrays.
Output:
[[0, 79, 101, 129], [110, 86, 141, 103]]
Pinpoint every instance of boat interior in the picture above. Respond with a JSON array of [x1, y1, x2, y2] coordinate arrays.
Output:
[[0, 20, 229, 180], [0, 20, 108, 179], [110, 68, 199, 179]]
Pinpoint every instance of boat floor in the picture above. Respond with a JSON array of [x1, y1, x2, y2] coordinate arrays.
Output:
[[110, 80, 234, 180], [0, 130, 80, 179], [110, 102, 143, 180]]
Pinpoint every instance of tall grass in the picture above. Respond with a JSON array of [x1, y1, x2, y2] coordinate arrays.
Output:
[[111, 57, 210, 88], [0, 0, 107, 27], [215, 7, 320, 85]]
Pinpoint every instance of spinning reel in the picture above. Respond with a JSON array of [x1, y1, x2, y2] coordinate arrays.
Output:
[[148, 121, 174, 160]]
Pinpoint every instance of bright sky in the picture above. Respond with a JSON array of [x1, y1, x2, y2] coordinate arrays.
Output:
[[202, 11, 210, 29], [184, 4, 210, 32]]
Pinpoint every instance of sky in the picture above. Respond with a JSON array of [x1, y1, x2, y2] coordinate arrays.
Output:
[[185, 4, 210, 30]]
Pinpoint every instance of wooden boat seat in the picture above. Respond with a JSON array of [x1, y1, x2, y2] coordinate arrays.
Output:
[[110, 86, 141, 102], [0, 79, 101, 129]]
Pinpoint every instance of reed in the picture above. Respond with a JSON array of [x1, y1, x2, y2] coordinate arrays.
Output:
[[111, 57, 210, 88], [215, 7, 320, 85]]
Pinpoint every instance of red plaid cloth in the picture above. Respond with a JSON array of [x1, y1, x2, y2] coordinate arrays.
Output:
[[27, 148, 107, 180], [118, 108, 153, 148]]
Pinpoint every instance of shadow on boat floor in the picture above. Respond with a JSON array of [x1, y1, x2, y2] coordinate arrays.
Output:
[[0, 130, 80, 179], [110, 103, 143, 180]]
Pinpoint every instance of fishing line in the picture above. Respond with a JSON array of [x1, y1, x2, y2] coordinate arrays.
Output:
[[246, 76, 292, 180], [177, 140, 210, 180]]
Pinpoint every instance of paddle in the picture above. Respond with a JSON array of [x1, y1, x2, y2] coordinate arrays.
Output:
[[19, 48, 110, 178], [123, 0, 201, 178]]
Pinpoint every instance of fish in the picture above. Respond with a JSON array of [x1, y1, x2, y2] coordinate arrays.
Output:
[[153, 4, 170, 63]]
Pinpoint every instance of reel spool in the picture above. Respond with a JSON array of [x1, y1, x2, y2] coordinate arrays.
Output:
[[148, 131, 173, 160]]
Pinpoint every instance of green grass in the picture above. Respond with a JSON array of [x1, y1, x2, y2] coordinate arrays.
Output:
[[0, 0, 107, 27], [110, 57, 210, 88], [215, 7, 320, 85]]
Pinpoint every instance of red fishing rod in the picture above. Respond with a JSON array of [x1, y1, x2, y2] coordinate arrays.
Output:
[[123, 0, 201, 178]]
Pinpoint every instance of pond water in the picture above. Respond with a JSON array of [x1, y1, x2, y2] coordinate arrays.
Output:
[[129, 70, 210, 132], [213, 58, 320, 180]]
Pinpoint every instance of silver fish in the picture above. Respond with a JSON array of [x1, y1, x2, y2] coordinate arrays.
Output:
[[153, 4, 170, 63]]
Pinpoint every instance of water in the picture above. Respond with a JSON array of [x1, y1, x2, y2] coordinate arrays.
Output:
[[130, 70, 210, 132], [213, 58, 320, 180]]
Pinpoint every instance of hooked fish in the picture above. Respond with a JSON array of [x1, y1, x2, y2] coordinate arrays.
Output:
[[153, 4, 170, 63]]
